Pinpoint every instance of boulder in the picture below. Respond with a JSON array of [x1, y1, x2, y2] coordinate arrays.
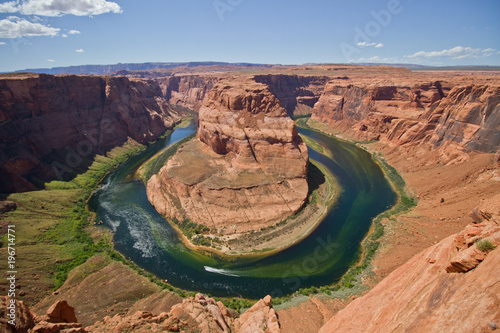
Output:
[[236, 295, 280, 333]]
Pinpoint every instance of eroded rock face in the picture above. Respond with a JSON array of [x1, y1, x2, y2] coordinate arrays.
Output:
[[318, 195, 500, 333], [253, 74, 329, 116], [160, 75, 217, 111], [147, 78, 308, 234], [312, 80, 500, 158], [0, 74, 181, 193], [236, 295, 280, 333], [88, 294, 235, 333]]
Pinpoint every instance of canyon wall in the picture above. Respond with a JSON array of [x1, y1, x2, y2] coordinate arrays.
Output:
[[147, 78, 309, 234], [253, 74, 329, 116], [0, 74, 181, 193], [159, 75, 218, 111], [312, 79, 500, 158], [158, 73, 329, 115]]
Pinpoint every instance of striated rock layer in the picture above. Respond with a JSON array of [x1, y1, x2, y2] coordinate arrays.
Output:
[[312, 79, 500, 160], [319, 194, 500, 333], [0, 73, 181, 193], [159, 74, 217, 111], [147, 78, 308, 234], [253, 74, 329, 116]]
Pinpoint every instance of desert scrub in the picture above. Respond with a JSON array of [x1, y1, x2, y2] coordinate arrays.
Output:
[[476, 239, 496, 252], [172, 218, 211, 240]]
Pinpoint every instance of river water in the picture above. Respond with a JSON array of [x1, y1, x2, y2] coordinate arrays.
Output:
[[88, 122, 396, 299]]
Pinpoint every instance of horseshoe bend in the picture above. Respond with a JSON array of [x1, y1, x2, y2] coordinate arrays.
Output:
[[146, 78, 310, 239]]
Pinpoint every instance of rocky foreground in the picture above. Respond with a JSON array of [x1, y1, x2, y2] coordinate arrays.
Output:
[[319, 194, 500, 333], [147, 78, 309, 234], [1, 294, 279, 332]]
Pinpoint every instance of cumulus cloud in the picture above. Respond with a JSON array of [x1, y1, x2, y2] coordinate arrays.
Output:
[[357, 42, 384, 48], [0, 16, 60, 38], [0, 41, 6, 45], [75, 48, 84, 52], [68, 29, 80, 34], [0, 0, 122, 17], [0, 1, 18, 13], [406, 46, 497, 60]]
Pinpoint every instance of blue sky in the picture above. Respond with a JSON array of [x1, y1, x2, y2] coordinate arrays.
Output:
[[0, 0, 499, 72]]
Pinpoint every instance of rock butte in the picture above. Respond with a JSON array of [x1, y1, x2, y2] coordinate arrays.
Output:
[[146, 78, 309, 234]]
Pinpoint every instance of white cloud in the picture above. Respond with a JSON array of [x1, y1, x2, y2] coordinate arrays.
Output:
[[0, 0, 122, 17], [0, 1, 18, 13], [357, 42, 376, 47], [357, 42, 384, 48], [75, 48, 84, 52], [0, 16, 60, 38], [0, 41, 6, 45], [406, 46, 497, 60], [62, 29, 79, 37], [47, 58, 55, 62]]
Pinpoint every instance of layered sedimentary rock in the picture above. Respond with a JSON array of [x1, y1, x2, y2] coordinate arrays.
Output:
[[253, 74, 329, 116], [0, 74, 181, 192], [147, 78, 308, 234], [312, 79, 500, 157], [159, 75, 217, 111], [319, 195, 500, 332]]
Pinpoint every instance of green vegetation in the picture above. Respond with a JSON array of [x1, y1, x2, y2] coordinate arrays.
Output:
[[45, 140, 148, 288], [172, 218, 211, 240], [219, 298, 254, 313], [0, 139, 151, 303], [138, 133, 195, 182], [476, 239, 496, 252], [291, 113, 313, 121], [300, 134, 326, 155]]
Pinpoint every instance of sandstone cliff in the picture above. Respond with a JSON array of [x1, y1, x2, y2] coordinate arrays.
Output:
[[159, 74, 218, 111], [312, 80, 500, 159], [147, 78, 308, 234], [253, 74, 329, 116], [0, 74, 181, 193], [319, 194, 500, 333]]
